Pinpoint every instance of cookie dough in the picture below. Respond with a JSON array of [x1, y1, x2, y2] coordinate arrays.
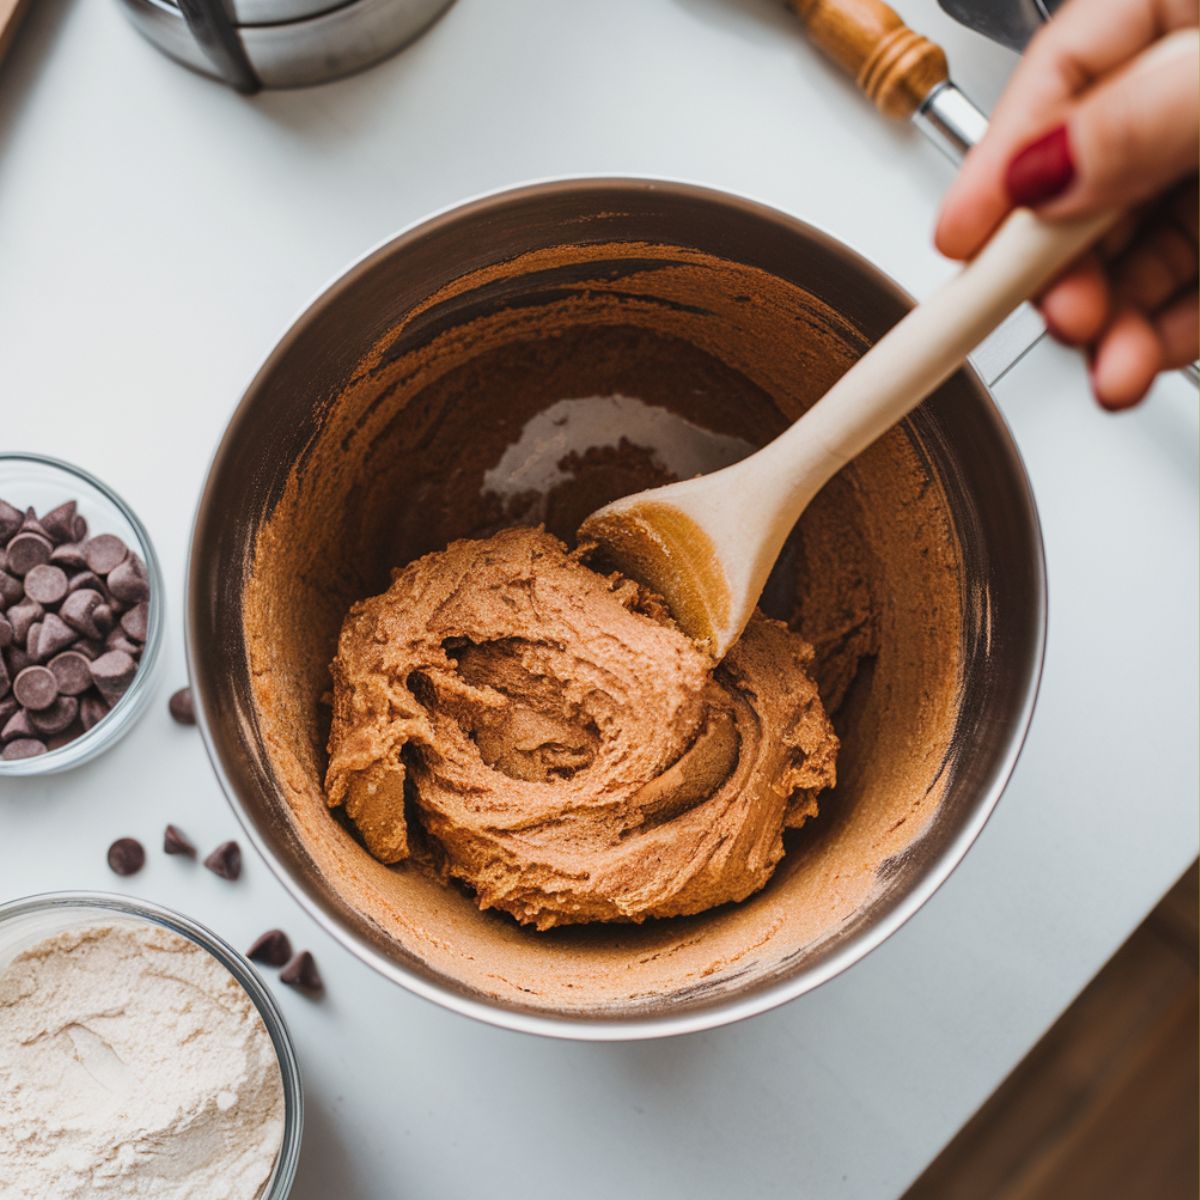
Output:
[[325, 527, 837, 930]]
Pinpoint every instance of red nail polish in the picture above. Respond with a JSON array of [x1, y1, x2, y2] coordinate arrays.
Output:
[[1006, 124, 1075, 206]]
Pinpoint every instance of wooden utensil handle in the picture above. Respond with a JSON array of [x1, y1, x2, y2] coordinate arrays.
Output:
[[789, 0, 949, 119]]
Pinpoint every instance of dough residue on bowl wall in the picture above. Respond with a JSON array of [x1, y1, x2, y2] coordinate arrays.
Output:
[[242, 240, 965, 1015]]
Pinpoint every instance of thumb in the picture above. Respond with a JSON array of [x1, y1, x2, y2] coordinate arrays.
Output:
[[1007, 29, 1199, 218]]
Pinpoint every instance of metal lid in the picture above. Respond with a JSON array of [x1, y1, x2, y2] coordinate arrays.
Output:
[[166, 0, 353, 24]]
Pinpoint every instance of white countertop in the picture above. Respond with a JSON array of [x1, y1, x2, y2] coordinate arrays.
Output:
[[1, 2, 1196, 1197]]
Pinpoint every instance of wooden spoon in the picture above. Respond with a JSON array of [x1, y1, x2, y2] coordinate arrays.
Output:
[[580, 206, 1112, 659]]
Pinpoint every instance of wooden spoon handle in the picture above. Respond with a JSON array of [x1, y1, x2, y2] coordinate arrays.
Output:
[[756, 207, 1116, 506], [788, 0, 949, 119]]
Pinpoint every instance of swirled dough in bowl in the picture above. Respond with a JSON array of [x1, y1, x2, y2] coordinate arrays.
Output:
[[325, 526, 838, 929]]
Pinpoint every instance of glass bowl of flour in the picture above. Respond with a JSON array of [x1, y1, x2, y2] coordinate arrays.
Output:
[[0, 892, 302, 1199]]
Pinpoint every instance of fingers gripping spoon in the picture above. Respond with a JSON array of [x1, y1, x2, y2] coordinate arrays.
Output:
[[580, 206, 1113, 660]]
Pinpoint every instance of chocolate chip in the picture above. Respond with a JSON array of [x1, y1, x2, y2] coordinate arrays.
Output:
[[0, 613, 11, 649], [104, 630, 141, 657], [0, 500, 22, 542], [93, 604, 114, 637], [29, 695, 78, 735], [163, 824, 197, 857], [168, 687, 196, 726], [7, 600, 42, 644], [247, 929, 293, 967], [107, 837, 145, 876], [0, 696, 15, 723], [120, 601, 148, 643], [2, 738, 46, 760], [0, 572, 22, 608], [49, 652, 92, 700], [2, 707, 33, 741], [74, 638, 103, 660], [0, 657, 8, 701], [60, 589, 103, 638], [24, 621, 41, 659], [49, 542, 87, 571], [79, 693, 109, 731], [6, 647, 32, 675], [46, 722, 85, 750], [5, 532, 52, 576], [83, 534, 128, 576], [23, 563, 68, 606], [67, 570, 103, 595], [107, 559, 149, 605], [19, 509, 50, 539], [203, 840, 241, 881], [13, 666, 57, 711], [73, 514, 87, 542], [89, 649, 136, 704], [279, 951, 323, 994], [35, 613, 76, 661], [39, 502, 77, 545]]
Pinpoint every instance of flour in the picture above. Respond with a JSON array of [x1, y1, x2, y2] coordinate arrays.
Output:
[[0, 922, 285, 1200]]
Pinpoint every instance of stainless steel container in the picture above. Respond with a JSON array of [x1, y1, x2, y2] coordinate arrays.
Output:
[[118, 0, 455, 91], [188, 179, 1046, 1040]]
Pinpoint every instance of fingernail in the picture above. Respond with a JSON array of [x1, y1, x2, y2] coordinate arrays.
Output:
[[1006, 124, 1075, 206]]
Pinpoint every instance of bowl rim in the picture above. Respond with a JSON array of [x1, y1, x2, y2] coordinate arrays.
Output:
[[186, 175, 1047, 1041], [0, 450, 165, 777], [0, 889, 304, 1196]]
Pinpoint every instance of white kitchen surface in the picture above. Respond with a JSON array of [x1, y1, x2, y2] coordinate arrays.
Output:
[[1, 2, 1196, 1197]]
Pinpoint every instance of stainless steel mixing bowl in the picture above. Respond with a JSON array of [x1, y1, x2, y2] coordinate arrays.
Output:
[[187, 179, 1045, 1040]]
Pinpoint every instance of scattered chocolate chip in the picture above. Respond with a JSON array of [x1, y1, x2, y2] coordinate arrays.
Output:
[[279, 950, 322, 994], [203, 840, 241, 881], [29, 695, 78, 735], [163, 824, 197, 857], [0, 613, 11, 649], [39, 502, 77, 545], [79, 693, 109, 731], [0, 695, 15, 723], [75, 638, 104, 660], [2, 737, 46, 760], [73, 514, 88, 542], [35, 613, 76, 661], [5, 532, 52, 576], [0, 501, 22, 543], [13, 665, 57, 711], [89, 649, 137, 704], [49, 650, 94, 696], [24, 621, 41, 659], [107, 837, 145, 876], [247, 929, 293, 967], [83, 534, 128, 576], [107, 558, 149, 605], [0, 656, 8, 701], [168, 687, 196, 726]]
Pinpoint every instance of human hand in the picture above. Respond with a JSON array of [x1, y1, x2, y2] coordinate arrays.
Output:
[[936, 0, 1198, 409]]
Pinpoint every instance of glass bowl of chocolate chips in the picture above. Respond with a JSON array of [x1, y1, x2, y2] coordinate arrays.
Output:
[[0, 453, 163, 775]]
